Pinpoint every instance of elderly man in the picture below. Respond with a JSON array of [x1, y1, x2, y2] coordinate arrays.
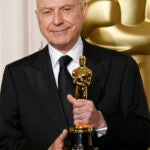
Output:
[[0, 0, 149, 150]]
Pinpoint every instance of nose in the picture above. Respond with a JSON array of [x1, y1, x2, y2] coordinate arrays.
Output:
[[53, 10, 64, 25]]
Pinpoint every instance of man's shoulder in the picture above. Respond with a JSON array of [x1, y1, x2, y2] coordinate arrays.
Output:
[[83, 40, 139, 70], [6, 46, 49, 69], [84, 40, 131, 61]]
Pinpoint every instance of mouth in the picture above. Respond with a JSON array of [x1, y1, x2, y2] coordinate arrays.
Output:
[[52, 27, 69, 33]]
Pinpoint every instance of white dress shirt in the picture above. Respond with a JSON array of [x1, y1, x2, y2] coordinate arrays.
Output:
[[48, 36, 83, 87]]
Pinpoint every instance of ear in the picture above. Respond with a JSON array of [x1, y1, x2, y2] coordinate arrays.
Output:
[[35, 10, 40, 22], [82, 2, 88, 21], [35, 10, 38, 17]]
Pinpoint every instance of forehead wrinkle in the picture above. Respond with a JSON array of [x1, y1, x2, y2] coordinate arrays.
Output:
[[36, 0, 82, 10], [40, 4, 74, 10]]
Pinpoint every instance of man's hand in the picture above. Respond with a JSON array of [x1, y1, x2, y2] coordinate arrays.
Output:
[[67, 94, 107, 129], [48, 129, 67, 150]]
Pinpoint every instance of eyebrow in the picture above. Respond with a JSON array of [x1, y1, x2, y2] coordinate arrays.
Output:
[[39, 7, 51, 11], [39, 4, 74, 11]]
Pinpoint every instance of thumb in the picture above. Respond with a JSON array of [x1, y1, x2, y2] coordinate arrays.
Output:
[[48, 129, 68, 150], [59, 129, 68, 141], [67, 94, 76, 105], [56, 129, 68, 146]]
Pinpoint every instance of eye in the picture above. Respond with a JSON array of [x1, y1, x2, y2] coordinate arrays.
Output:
[[43, 11, 51, 15], [40, 9, 53, 17], [63, 7, 72, 13]]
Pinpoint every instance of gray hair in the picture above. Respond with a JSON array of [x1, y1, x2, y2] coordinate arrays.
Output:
[[34, 0, 85, 10]]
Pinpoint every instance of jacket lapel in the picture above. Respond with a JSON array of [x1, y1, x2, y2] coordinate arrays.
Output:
[[83, 41, 111, 105], [24, 46, 67, 129]]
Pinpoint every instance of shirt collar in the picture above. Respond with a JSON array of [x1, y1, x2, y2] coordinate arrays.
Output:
[[48, 36, 83, 68]]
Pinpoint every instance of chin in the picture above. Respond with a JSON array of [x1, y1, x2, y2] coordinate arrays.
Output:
[[52, 38, 71, 46]]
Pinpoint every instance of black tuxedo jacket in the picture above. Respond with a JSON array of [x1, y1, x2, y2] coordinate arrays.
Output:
[[0, 41, 150, 150]]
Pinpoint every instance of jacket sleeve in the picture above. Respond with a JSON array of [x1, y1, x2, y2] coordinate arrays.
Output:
[[0, 66, 26, 150], [0, 65, 51, 150]]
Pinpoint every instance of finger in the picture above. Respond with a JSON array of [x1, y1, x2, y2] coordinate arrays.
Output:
[[73, 106, 86, 115], [74, 109, 93, 125], [57, 129, 68, 148], [67, 94, 76, 105], [48, 129, 68, 150], [74, 114, 81, 120], [59, 129, 68, 141], [56, 129, 67, 146]]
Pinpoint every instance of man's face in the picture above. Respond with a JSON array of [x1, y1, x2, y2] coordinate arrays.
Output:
[[36, 0, 87, 52]]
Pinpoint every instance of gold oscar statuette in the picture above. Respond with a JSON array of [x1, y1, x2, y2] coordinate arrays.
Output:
[[66, 56, 98, 150]]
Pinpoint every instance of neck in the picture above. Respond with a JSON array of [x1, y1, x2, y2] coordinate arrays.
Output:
[[49, 37, 80, 54]]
